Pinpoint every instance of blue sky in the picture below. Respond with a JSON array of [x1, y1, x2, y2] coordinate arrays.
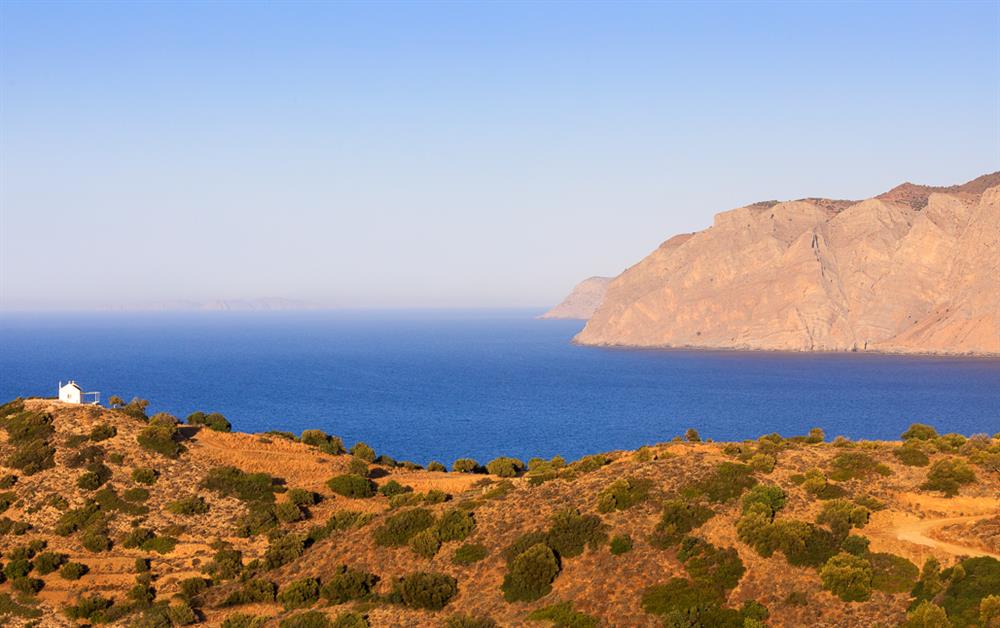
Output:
[[2, 1, 998, 309]]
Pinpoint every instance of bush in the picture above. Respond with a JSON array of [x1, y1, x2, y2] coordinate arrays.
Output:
[[275, 501, 306, 523], [651, 499, 714, 548], [807, 427, 826, 443], [223, 578, 277, 606], [90, 424, 117, 441], [77, 462, 112, 490], [278, 577, 320, 610], [81, 527, 113, 552], [178, 576, 210, 600], [820, 552, 873, 602], [60, 562, 89, 580], [677, 537, 745, 592], [445, 614, 496, 628], [409, 529, 442, 558], [287, 488, 320, 507], [485, 457, 525, 477], [742, 484, 786, 516], [378, 480, 412, 497], [221, 614, 268, 628], [167, 496, 210, 515], [436, 508, 476, 542], [34, 551, 67, 575], [684, 462, 756, 503], [280, 611, 331, 628], [869, 552, 918, 593], [452, 458, 481, 473], [187, 411, 232, 432], [452, 543, 488, 565], [374, 508, 435, 546], [350, 442, 376, 462], [597, 478, 652, 512], [137, 424, 184, 458], [390, 572, 458, 610], [169, 602, 198, 625], [332, 612, 368, 628], [921, 458, 976, 496], [610, 534, 633, 555], [902, 424, 939, 441], [64, 594, 114, 620], [203, 466, 277, 503], [829, 452, 886, 481], [262, 532, 306, 569], [320, 565, 378, 604], [3, 411, 56, 475], [123, 487, 150, 502], [931, 556, 1000, 627], [749, 453, 776, 473], [132, 467, 159, 484], [501, 544, 560, 602], [685, 428, 701, 443], [816, 499, 870, 540], [641, 577, 728, 620], [527, 601, 598, 627], [905, 600, 951, 628], [327, 474, 376, 498], [545, 509, 606, 557], [427, 461, 447, 472], [894, 446, 931, 467]]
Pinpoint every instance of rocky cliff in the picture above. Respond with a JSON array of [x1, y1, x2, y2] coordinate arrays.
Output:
[[540, 276, 612, 319], [575, 173, 1000, 355]]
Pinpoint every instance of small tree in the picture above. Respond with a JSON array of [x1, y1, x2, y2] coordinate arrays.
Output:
[[501, 543, 560, 602], [905, 600, 951, 627], [820, 552, 873, 602], [685, 428, 702, 443]]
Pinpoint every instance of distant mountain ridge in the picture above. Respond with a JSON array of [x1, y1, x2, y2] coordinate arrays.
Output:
[[572, 172, 1000, 355], [540, 276, 612, 319]]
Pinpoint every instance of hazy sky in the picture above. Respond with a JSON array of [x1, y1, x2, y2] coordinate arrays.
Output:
[[2, 1, 998, 309]]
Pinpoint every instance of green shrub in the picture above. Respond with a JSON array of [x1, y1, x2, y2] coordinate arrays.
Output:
[[569, 454, 609, 474], [806, 427, 826, 443], [816, 499, 870, 540], [168, 601, 198, 625], [262, 532, 307, 569], [869, 552, 918, 593], [546, 509, 607, 557], [167, 495, 210, 515], [894, 446, 931, 467], [452, 543, 488, 565], [278, 577, 320, 610], [327, 474, 376, 498], [445, 614, 496, 628], [409, 528, 442, 558], [6, 437, 56, 475], [378, 480, 412, 497], [829, 452, 886, 481], [280, 611, 331, 628], [904, 600, 950, 628], [222, 578, 277, 606], [320, 565, 378, 604], [4, 558, 32, 580], [597, 477, 652, 512], [841, 534, 870, 556], [981, 595, 1000, 628], [373, 508, 435, 546], [741, 484, 786, 515], [749, 453, 776, 473], [683, 462, 756, 503], [144, 535, 179, 554], [0, 491, 16, 513], [221, 613, 268, 628], [77, 462, 112, 490], [820, 552, 873, 602], [275, 501, 306, 523], [348, 456, 370, 477], [610, 534, 633, 555], [3, 411, 56, 475], [202, 545, 241, 580], [389, 572, 458, 610], [801, 468, 848, 500], [527, 601, 598, 627], [902, 424, 939, 441], [677, 536, 745, 592], [203, 466, 278, 503], [427, 461, 447, 472], [452, 458, 481, 473], [926, 557, 1000, 627], [436, 508, 475, 542], [485, 457, 526, 477], [187, 411, 232, 432], [287, 488, 320, 507], [641, 577, 728, 621], [178, 576, 210, 600], [123, 487, 150, 503], [89, 424, 117, 441], [921, 458, 976, 496], [137, 424, 184, 458], [34, 551, 67, 575], [81, 527, 113, 552], [64, 593, 114, 620], [11, 575, 44, 595], [350, 442, 376, 462], [0, 474, 15, 489], [501, 544, 560, 602], [132, 467, 159, 484], [685, 428, 701, 443], [651, 499, 714, 548], [60, 562, 89, 580]]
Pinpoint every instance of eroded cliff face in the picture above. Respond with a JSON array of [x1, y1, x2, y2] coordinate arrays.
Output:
[[575, 173, 1000, 355], [541, 276, 612, 319]]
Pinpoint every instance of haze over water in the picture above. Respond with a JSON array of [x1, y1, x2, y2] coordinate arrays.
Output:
[[2, 311, 998, 464]]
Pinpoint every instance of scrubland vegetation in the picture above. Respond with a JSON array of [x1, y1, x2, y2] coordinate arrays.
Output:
[[1, 398, 999, 626]]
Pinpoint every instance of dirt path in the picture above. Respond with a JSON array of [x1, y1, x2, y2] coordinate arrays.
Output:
[[890, 513, 1000, 559]]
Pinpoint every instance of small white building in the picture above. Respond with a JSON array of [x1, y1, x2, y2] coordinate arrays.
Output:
[[59, 381, 100, 405]]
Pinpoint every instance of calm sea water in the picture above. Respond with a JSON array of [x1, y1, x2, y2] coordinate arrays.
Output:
[[1, 311, 998, 464]]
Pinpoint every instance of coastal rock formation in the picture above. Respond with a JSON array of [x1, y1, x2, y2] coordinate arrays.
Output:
[[575, 173, 1000, 355], [541, 276, 612, 319]]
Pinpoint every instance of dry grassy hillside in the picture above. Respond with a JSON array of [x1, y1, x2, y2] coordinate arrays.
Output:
[[1, 398, 998, 627]]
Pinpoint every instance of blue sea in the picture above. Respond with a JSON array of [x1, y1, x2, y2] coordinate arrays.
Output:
[[1, 311, 998, 465]]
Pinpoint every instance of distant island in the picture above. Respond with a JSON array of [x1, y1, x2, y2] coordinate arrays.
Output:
[[554, 172, 1000, 355], [539, 276, 612, 320], [1, 396, 998, 626]]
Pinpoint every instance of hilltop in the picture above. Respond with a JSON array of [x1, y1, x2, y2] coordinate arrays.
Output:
[[573, 172, 1000, 355], [1, 398, 999, 627], [540, 277, 612, 320]]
